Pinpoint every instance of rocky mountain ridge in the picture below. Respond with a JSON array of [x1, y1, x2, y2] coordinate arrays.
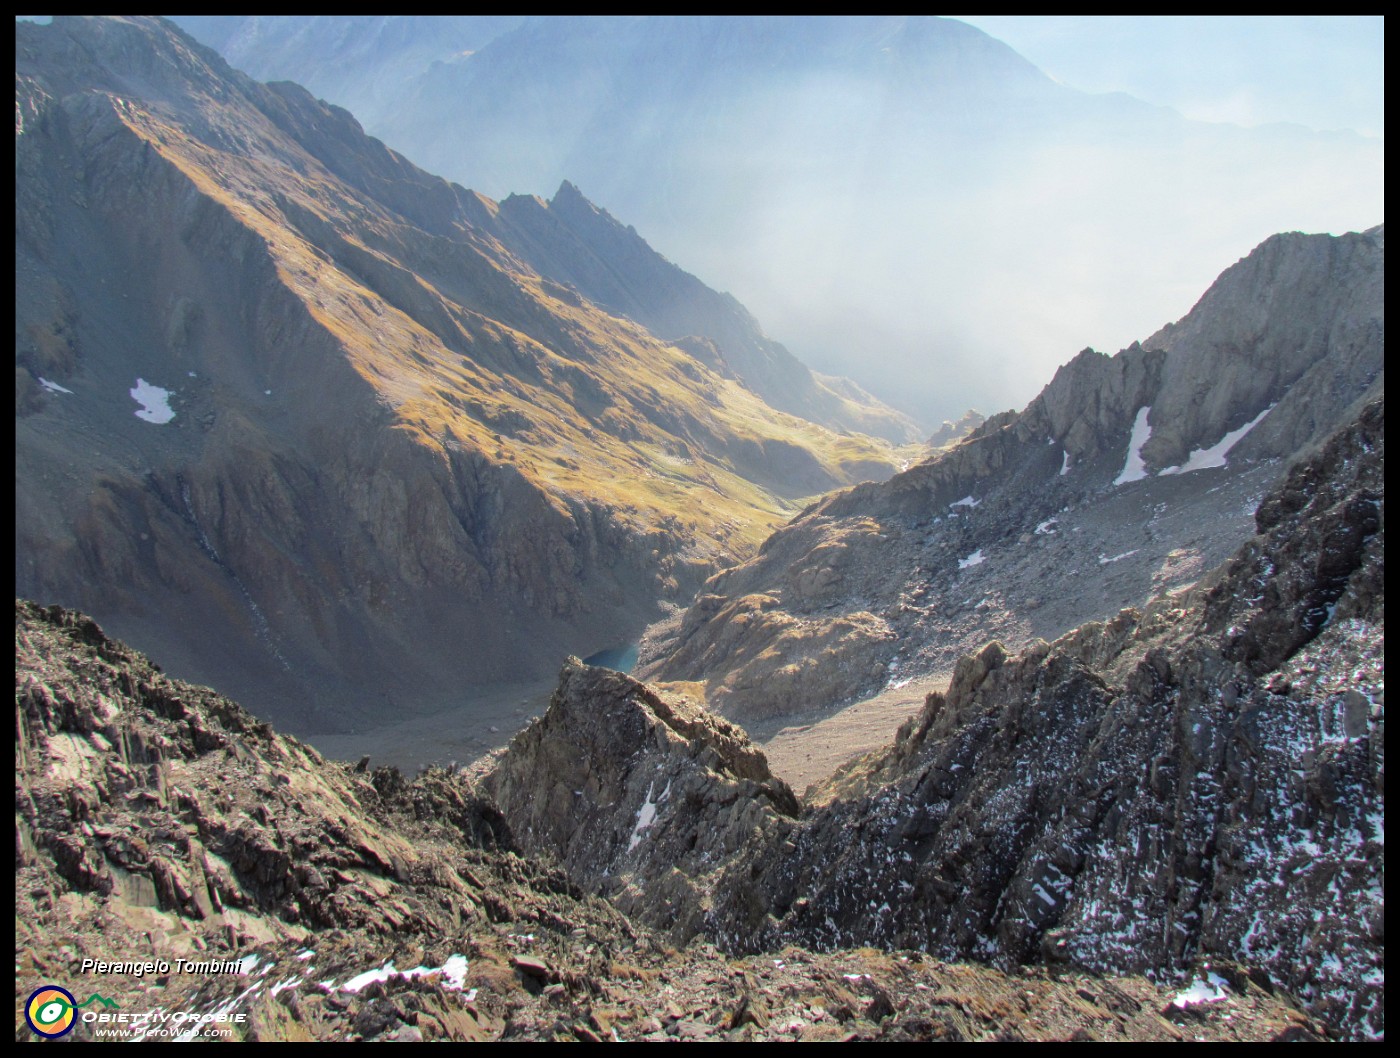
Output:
[[15, 598, 1325, 1042], [14, 15, 909, 736], [490, 399, 1384, 1040], [640, 225, 1383, 719]]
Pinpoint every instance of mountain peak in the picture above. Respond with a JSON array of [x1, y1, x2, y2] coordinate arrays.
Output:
[[553, 178, 586, 203]]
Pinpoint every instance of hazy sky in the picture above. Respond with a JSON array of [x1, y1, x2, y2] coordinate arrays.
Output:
[[952, 16, 1384, 138]]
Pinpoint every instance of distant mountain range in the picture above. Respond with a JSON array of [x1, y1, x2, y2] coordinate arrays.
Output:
[[168, 15, 1384, 424]]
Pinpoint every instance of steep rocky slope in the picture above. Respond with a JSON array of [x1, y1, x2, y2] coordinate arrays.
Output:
[[642, 226, 1383, 719], [14, 600, 1321, 1042], [491, 400, 1384, 1040], [488, 660, 802, 944], [14, 16, 908, 735]]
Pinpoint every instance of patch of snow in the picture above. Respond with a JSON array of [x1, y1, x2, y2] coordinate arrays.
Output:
[[295, 950, 315, 961], [1035, 518, 1058, 535], [950, 495, 980, 509], [628, 780, 666, 851], [440, 954, 471, 991], [1160, 405, 1274, 476], [958, 550, 986, 570], [208, 981, 264, 1023], [1032, 883, 1057, 907], [237, 955, 261, 976], [270, 976, 303, 996], [130, 378, 176, 423], [264, 389, 272, 396], [1098, 549, 1139, 565], [1113, 407, 1153, 485], [342, 963, 400, 994], [1169, 973, 1229, 1008], [38, 377, 73, 394], [1060, 450, 1072, 476], [341, 955, 471, 994]]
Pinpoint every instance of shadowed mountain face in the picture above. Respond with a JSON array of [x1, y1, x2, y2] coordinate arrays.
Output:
[[14, 16, 909, 735], [169, 15, 1383, 425], [641, 226, 1383, 719]]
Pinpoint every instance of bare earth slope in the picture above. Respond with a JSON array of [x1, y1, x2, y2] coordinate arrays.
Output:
[[491, 400, 1384, 1040], [14, 16, 909, 736]]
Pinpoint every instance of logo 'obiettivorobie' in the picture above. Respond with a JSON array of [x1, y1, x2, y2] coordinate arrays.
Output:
[[25, 985, 77, 1038], [24, 987, 120, 1038]]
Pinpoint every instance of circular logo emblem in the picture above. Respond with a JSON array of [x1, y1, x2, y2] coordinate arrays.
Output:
[[26, 985, 77, 1038]]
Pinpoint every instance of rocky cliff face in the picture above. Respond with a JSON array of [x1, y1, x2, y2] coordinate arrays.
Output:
[[14, 16, 907, 735], [16, 599, 1321, 1042], [491, 400, 1384, 1040], [642, 226, 1383, 719]]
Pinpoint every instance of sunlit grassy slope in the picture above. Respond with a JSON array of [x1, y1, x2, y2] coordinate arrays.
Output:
[[111, 67, 913, 566]]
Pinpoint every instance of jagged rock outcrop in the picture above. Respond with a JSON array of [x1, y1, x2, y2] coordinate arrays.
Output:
[[497, 400, 1384, 1040], [15, 599, 1319, 1042], [488, 660, 800, 945], [643, 226, 1383, 719], [927, 409, 986, 450], [14, 16, 906, 735]]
